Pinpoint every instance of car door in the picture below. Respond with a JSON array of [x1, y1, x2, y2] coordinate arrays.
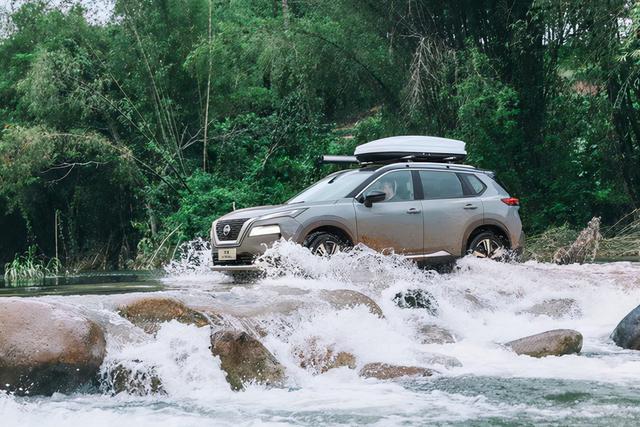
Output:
[[353, 170, 423, 255], [418, 170, 484, 257]]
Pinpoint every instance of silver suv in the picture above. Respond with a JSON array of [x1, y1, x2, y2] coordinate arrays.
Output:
[[210, 149, 523, 272]]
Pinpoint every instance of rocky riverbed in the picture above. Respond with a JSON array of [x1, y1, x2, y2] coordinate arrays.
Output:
[[2, 241, 640, 426]]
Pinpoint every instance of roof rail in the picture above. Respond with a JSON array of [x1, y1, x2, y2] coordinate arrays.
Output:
[[319, 155, 359, 165], [360, 153, 466, 165]]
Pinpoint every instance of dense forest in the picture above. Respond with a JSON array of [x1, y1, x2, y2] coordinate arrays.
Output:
[[0, 0, 639, 270]]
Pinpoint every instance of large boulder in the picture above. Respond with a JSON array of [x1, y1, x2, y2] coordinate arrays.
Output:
[[211, 330, 285, 390], [0, 299, 106, 395], [611, 305, 640, 349], [393, 289, 438, 315], [520, 298, 582, 319], [319, 289, 384, 318], [359, 362, 435, 380], [118, 297, 212, 334], [505, 329, 583, 358]]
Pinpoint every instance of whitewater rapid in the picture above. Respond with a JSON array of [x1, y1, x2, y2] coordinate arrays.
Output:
[[2, 241, 640, 426]]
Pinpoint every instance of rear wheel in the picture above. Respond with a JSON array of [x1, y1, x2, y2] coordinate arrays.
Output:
[[304, 231, 350, 257], [468, 231, 507, 260]]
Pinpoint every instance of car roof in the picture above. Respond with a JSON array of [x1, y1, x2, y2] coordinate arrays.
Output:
[[332, 161, 493, 179]]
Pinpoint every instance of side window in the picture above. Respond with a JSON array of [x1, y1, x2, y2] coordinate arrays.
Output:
[[365, 171, 414, 202], [459, 173, 486, 196], [419, 171, 464, 199]]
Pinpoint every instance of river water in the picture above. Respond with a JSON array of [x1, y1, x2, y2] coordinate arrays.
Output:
[[1, 241, 640, 426]]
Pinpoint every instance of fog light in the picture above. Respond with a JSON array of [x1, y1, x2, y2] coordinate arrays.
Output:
[[249, 224, 281, 237]]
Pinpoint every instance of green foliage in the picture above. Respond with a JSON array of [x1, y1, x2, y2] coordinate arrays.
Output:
[[4, 245, 61, 286], [166, 97, 337, 239], [453, 48, 523, 195], [0, 0, 638, 268], [0, 125, 140, 269]]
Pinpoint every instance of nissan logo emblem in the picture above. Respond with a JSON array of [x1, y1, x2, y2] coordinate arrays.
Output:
[[222, 224, 231, 236]]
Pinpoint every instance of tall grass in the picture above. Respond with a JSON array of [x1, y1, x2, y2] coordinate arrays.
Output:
[[3, 246, 62, 287], [599, 210, 640, 259], [525, 210, 640, 262]]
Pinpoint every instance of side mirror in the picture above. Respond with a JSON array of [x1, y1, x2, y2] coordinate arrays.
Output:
[[362, 190, 386, 207]]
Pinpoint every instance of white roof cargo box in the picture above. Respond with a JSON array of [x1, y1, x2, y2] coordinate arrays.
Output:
[[354, 135, 466, 163]]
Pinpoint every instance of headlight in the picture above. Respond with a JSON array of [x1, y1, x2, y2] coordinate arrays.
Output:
[[249, 225, 281, 237], [258, 208, 306, 221]]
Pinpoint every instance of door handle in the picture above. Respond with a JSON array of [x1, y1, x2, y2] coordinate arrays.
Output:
[[464, 204, 478, 210], [406, 208, 421, 214]]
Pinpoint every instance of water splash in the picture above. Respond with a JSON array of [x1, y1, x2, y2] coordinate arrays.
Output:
[[163, 238, 214, 275], [256, 239, 438, 288], [99, 321, 228, 398], [3, 238, 640, 425]]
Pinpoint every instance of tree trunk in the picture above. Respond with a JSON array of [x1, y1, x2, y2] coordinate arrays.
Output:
[[282, 0, 289, 29], [203, 0, 213, 171]]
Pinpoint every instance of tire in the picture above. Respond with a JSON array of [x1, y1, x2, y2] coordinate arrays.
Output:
[[303, 231, 350, 257], [467, 231, 507, 260]]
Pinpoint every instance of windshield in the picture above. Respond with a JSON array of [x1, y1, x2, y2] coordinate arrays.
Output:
[[288, 170, 374, 204]]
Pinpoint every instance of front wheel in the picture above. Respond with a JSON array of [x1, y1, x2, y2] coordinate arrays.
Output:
[[467, 231, 507, 260], [303, 232, 350, 257]]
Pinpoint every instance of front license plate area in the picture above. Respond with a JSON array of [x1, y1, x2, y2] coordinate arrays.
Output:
[[218, 248, 237, 261]]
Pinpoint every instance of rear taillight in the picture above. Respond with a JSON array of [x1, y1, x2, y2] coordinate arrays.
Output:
[[501, 197, 519, 206]]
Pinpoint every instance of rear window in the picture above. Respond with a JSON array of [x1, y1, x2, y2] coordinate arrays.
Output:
[[459, 173, 486, 196], [419, 171, 464, 199]]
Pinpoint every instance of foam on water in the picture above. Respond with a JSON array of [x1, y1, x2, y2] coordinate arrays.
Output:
[[3, 239, 640, 425]]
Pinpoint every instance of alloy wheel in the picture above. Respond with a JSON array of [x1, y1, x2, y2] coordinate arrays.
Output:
[[471, 238, 504, 259], [313, 240, 341, 256]]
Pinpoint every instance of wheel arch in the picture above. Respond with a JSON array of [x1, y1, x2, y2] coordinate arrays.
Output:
[[462, 221, 511, 253], [299, 221, 355, 246]]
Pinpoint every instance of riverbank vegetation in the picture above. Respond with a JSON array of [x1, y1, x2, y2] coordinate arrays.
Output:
[[3, 245, 60, 286], [1, 0, 640, 270], [526, 210, 640, 262]]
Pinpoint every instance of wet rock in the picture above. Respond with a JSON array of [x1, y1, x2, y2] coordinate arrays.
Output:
[[330, 352, 357, 370], [521, 298, 582, 319], [359, 363, 435, 380], [292, 337, 356, 374], [394, 289, 438, 315], [118, 297, 212, 334], [421, 352, 462, 368], [0, 299, 106, 396], [505, 329, 583, 358], [611, 304, 640, 350], [211, 330, 285, 390], [418, 324, 456, 344], [319, 289, 384, 318], [102, 361, 164, 395]]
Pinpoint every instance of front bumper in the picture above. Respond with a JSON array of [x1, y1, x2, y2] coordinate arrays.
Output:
[[210, 216, 303, 271], [211, 264, 260, 272]]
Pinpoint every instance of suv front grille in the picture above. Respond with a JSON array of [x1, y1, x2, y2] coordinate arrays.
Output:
[[215, 218, 249, 241]]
